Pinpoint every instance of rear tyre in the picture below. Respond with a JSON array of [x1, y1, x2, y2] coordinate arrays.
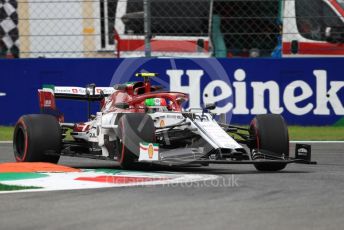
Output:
[[249, 114, 289, 172], [117, 113, 155, 169], [13, 114, 61, 163]]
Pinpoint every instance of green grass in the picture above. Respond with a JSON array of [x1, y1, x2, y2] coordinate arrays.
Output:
[[288, 126, 344, 141], [0, 126, 13, 141], [0, 183, 41, 191], [1, 125, 344, 141], [233, 125, 344, 141]]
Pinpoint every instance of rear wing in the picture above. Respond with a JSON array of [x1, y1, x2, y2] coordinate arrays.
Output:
[[39, 85, 116, 101], [38, 85, 116, 121]]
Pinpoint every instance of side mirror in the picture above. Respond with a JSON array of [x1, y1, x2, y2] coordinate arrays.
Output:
[[115, 102, 130, 109], [205, 103, 216, 111], [325, 27, 344, 43]]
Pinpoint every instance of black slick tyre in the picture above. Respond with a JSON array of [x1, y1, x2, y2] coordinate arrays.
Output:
[[249, 114, 289, 172], [13, 114, 61, 163]]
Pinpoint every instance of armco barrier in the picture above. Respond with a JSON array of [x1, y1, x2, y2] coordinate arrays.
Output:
[[0, 58, 343, 126]]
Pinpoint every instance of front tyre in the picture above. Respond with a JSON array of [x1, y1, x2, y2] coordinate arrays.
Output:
[[117, 113, 155, 169], [13, 114, 61, 163], [249, 114, 289, 172]]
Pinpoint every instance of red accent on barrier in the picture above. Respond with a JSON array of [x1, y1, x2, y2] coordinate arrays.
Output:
[[283, 42, 344, 55], [118, 39, 209, 52]]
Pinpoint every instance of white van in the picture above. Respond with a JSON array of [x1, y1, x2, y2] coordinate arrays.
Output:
[[209, 0, 344, 58], [282, 0, 344, 57]]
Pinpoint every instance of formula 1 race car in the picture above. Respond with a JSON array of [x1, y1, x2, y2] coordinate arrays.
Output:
[[13, 73, 316, 171]]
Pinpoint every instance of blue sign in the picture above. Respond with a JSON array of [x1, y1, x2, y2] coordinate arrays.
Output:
[[0, 58, 344, 126]]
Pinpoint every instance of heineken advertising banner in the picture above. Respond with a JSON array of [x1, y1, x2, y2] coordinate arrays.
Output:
[[0, 58, 343, 126]]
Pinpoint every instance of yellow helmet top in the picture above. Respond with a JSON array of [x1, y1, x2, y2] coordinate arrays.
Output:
[[135, 72, 158, 78]]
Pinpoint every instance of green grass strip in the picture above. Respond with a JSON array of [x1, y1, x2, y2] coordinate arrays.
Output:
[[0, 183, 42, 191], [231, 125, 344, 141], [0, 126, 13, 141], [0, 173, 48, 181], [288, 126, 344, 141]]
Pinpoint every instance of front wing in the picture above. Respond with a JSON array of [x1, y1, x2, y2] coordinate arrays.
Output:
[[137, 144, 317, 166]]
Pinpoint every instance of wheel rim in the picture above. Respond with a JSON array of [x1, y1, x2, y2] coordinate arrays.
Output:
[[14, 125, 27, 161]]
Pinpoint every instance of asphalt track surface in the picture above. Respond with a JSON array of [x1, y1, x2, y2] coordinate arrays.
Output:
[[0, 143, 343, 230]]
